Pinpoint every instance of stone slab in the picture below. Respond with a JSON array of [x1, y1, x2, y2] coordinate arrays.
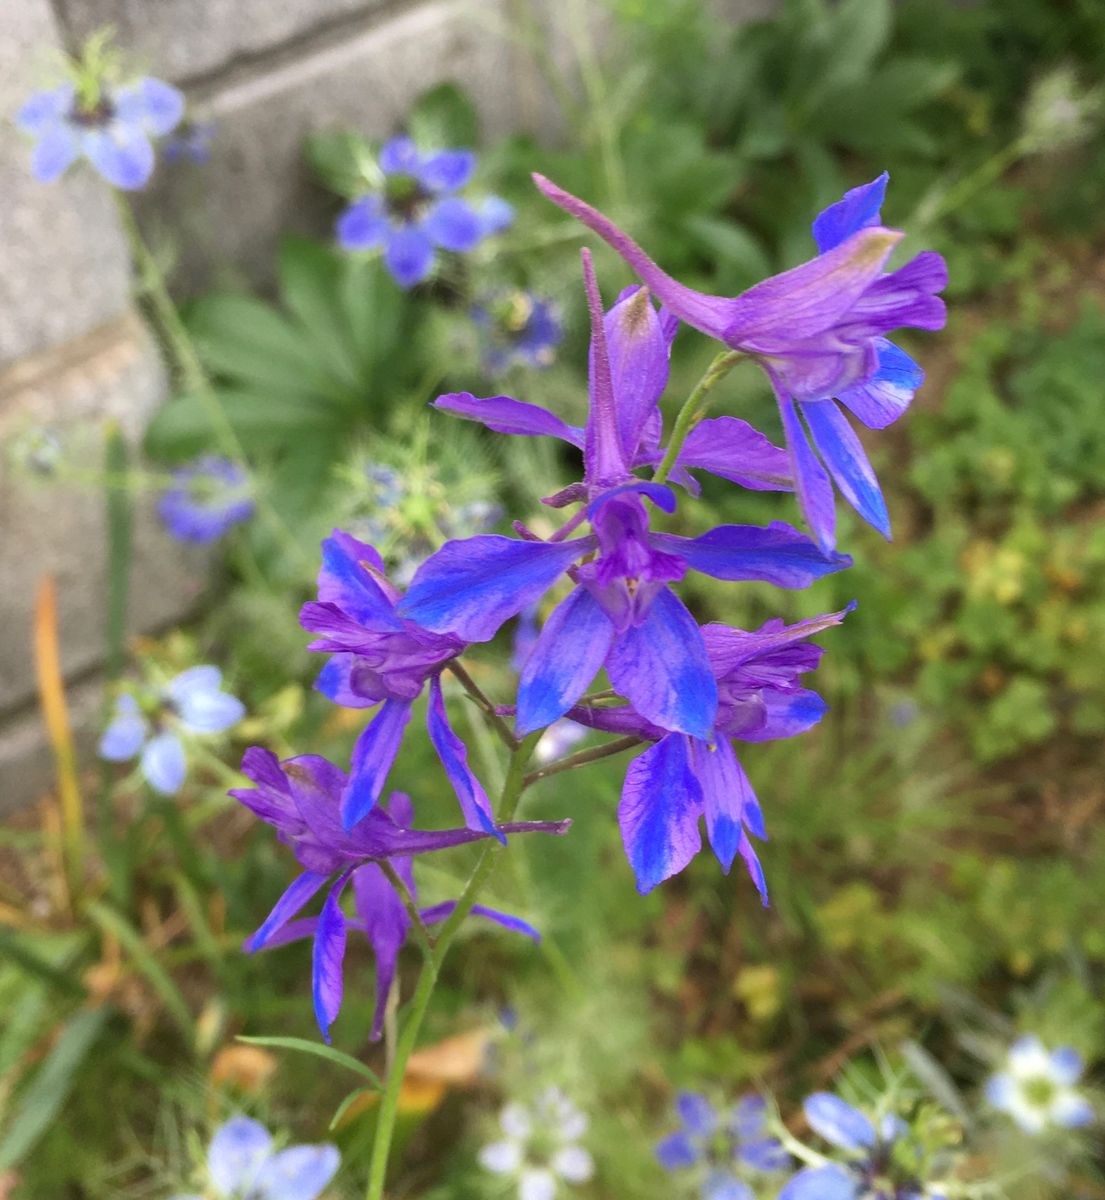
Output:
[[0, 314, 209, 717], [0, 0, 133, 368], [131, 0, 527, 292], [52, 0, 395, 83]]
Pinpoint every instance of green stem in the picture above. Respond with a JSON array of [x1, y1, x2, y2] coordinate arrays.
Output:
[[910, 138, 1026, 232], [447, 660, 517, 751], [363, 730, 542, 1200], [523, 734, 641, 788], [652, 350, 746, 484]]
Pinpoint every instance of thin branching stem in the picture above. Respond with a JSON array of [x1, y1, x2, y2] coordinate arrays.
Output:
[[523, 734, 642, 788], [447, 660, 517, 750]]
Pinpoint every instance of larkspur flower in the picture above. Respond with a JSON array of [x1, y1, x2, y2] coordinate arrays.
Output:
[[99, 666, 245, 795], [400, 253, 846, 750], [472, 290, 563, 373], [299, 530, 500, 834], [564, 607, 851, 893], [16, 76, 184, 189], [985, 1035, 1094, 1134], [479, 1087, 594, 1200], [233, 750, 568, 1041], [171, 1114, 339, 1200], [656, 1092, 789, 1200], [158, 456, 254, 544], [779, 1094, 945, 1200], [533, 173, 947, 552], [336, 135, 512, 288]]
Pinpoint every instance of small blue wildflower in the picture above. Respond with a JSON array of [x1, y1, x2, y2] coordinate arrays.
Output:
[[171, 1114, 339, 1200], [16, 76, 183, 189], [656, 1092, 789, 1200], [478, 1087, 594, 1200], [778, 1094, 945, 1200], [985, 1035, 1094, 1134], [472, 291, 563, 373], [158, 456, 254, 544], [336, 135, 512, 288], [99, 666, 245, 795], [164, 119, 215, 164]]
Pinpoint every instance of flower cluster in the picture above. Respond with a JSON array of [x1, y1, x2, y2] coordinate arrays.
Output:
[[336, 135, 512, 287], [479, 1087, 594, 1200], [472, 290, 564, 374], [159, 456, 255, 544], [100, 666, 245, 795]]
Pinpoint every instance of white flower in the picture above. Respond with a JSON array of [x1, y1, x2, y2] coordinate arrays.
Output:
[[479, 1087, 595, 1199], [985, 1035, 1094, 1134]]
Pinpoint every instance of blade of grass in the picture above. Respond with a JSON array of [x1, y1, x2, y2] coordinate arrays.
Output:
[[34, 576, 83, 906], [236, 1035, 382, 1089]]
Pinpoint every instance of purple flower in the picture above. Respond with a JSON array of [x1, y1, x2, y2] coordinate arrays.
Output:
[[233, 750, 568, 1040], [336, 135, 512, 288], [163, 119, 215, 164], [171, 1114, 339, 1200], [300, 530, 501, 834], [16, 76, 184, 189], [533, 173, 947, 552], [565, 606, 851, 894], [779, 1094, 944, 1200], [158, 456, 254, 544], [657, 1092, 789, 1200], [472, 290, 564, 373], [99, 666, 245, 795], [401, 255, 846, 750]]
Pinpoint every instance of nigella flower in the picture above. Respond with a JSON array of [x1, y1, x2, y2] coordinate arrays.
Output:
[[401, 254, 846, 749], [985, 1035, 1094, 1134], [99, 666, 245, 795], [533, 173, 947, 552], [299, 530, 501, 834], [472, 290, 563, 373], [158, 456, 254, 544], [656, 1092, 789, 1200], [170, 1114, 339, 1200], [233, 750, 567, 1041], [779, 1094, 945, 1200], [478, 1087, 594, 1200], [16, 76, 184, 189], [564, 607, 851, 893], [336, 135, 512, 288]]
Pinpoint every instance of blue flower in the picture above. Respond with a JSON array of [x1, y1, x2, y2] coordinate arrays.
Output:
[[234, 757, 567, 1041], [171, 1114, 339, 1200], [164, 119, 215, 165], [656, 1092, 789, 1200], [778, 1094, 945, 1200], [336, 135, 512, 288], [99, 666, 245, 795], [472, 291, 563, 373], [16, 76, 184, 189], [158, 456, 254, 544], [985, 1035, 1094, 1134]]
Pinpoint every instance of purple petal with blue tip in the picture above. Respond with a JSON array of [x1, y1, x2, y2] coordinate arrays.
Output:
[[777, 392, 837, 553], [312, 872, 351, 1042], [606, 588, 717, 740], [314, 530, 402, 630], [399, 535, 586, 641], [426, 675, 497, 836], [655, 521, 849, 587], [693, 738, 757, 875], [341, 698, 413, 828], [812, 173, 888, 253], [837, 338, 923, 429], [517, 586, 613, 735], [245, 870, 328, 953], [801, 399, 890, 538], [619, 734, 704, 893]]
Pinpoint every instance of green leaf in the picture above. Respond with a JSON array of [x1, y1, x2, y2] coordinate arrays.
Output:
[[0, 1007, 107, 1170], [237, 1036, 382, 1088], [408, 82, 479, 149], [305, 128, 376, 198], [85, 902, 194, 1040], [329, 1086, 377, 1130]]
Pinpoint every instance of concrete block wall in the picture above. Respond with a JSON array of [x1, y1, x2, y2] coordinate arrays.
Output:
[[0, 0, 773, 810]]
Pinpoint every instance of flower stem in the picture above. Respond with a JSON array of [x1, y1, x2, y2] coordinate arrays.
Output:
[[652, 350, 746, 484], [363, 730, 542, 1200], [523, 734, 641, 788], [447, 660, 517, 751]]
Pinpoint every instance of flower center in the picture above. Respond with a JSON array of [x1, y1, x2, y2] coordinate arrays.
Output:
[[69, 96, 114, 127], [384, 173, 432, 223], [1023, 1077, 1057, 1108]]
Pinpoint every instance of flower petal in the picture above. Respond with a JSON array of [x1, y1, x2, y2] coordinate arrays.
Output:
[[477, 195, 515, 235], [702, 1172, 754, 1200], [655, 521, 849, 587], [619, 734, 704, 894], [433, 392, 583, 446], [552, 1145, 594, 1183], [84, 127, 156, 189], [606, 588, 717, 741], [656, 1131, 700, 1170], [778, 1165, 857, 1200], [803, 1093, 876, 1151], [693, 738, 757, 876], [677, 1091, 718, 1137], [812, 173, 888, 253], [778, 391, 837, 553], [336, 196, 389, 251], [312, 529, 403, 631], [606, 285, 672, 461], [245, 871, 329, 953], [1050, 1047, 1083, 1087], [478, 1140, 523, 1174], [253, 1144, 341, 1200], [520, 1168, 558, 1200], [384, 225, 435, 288], [517, 586, 614, 735], [141, 732, 187, 795], [675, 416, 792, 491], [341, 698, 413, 828], [30, 122, 80, 183], [16, 85, 74, 132], [99, 696, 147, 761], [312, 872, 350, 1042], [399, 535, 586, 641], [427, 674, 497, 836], [352, 862, 410, 1041], [207, 1116, 273, 1196], [424, 196, 484, 252], [114, 77, 185, 136], [417, 148, 475, 192], [801, 399, 890, 539], [836, 339, 922, 429], [379, 136, 419, 173]]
